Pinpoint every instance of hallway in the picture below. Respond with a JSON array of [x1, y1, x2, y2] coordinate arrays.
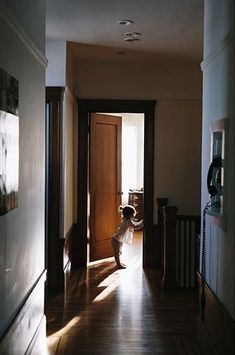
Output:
[[46, 233, 202, 354]]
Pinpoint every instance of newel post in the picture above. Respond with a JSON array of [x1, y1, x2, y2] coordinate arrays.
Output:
[[157, 198, 168, 225], [162, 206, 178, 291], [157, 198, 168, 270]]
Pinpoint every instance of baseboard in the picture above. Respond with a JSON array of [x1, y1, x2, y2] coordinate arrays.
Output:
[[26, 316, 47, 355], [0, 270, 46, 355], [197, 316, 218, 355], [197, 273, 235, 355]]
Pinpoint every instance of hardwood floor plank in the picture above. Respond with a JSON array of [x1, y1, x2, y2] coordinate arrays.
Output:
[[46, 232, 204, 354]]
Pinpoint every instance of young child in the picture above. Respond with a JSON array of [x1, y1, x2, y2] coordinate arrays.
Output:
[[111, 205, 144, 269]]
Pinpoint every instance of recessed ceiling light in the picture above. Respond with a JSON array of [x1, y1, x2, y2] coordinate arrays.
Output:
[[124, 37, 140, 42], [125, 32, 142, 37], [117, 19, 133, 26]]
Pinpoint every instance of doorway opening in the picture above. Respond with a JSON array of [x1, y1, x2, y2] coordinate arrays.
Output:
[[87, 112, 144, 265], [121, 113, 144, 206], [77, 99, 156, 268]]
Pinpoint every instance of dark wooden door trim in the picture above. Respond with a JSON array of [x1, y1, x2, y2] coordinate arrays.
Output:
[[76, 99, 156, 268], [45, 87, 64, 295]]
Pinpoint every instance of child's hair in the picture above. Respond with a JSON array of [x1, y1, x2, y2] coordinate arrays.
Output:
[[118, 205, 136, 219]]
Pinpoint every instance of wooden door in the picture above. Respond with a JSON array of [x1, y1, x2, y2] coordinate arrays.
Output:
[[89, 113, 122, 261]]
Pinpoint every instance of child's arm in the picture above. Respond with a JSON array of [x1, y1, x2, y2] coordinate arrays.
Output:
[[130, 219, 144, 230]]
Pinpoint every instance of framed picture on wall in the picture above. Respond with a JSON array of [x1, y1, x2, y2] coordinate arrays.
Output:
[[0, 68, 19, 216]]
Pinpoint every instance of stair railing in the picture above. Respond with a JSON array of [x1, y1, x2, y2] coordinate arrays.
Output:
[[157, 198, 200, 290]]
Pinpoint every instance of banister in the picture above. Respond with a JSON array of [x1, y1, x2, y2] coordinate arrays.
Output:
[[157, 198, 200, 290], [157, 198, 168, 270], [161, 205, 178, 291]]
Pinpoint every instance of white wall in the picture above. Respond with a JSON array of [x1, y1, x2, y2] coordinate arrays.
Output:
[[75, 59, 201, 100], [1, 0, 45, 52], [46, 39, 66, 86], [45, 41, 75, 238], [156, 99, 201, 214], [74, 57, 202, 220], [67, 42, 76, 92], [0, 0, 46, 340], [201, 0, 235, 318]]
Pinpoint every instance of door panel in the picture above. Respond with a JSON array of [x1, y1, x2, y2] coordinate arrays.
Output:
[[90, 113, 121, 261]]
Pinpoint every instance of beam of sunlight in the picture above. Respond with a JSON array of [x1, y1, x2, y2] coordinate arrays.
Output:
[[97, 272, 117, 287], [93, 256, 142, 302], [122, 254, 142, 269], [47, 316, 81, 354], [47, 316, 81, 339], [93, 278, 119, 302], [88, 256, 113, 267], [92, 282, 118, 302]]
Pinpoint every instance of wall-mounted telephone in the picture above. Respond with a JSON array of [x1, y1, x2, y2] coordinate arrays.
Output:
[[201, 119, 227, 310], [207, 155, 222, 214], [206, 124, 225, 216]]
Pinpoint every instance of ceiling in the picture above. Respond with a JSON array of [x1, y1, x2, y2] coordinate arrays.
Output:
[[46, 0, 204, 61]]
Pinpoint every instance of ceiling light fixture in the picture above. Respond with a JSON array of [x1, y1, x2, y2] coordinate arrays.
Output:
[[124, 37, 140, 42], [125, 32, 141, 37], [117, 19, 133, 26], [124, 31, 142, 43]]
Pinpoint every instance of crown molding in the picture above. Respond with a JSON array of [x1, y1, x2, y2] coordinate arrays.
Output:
[[0, 3, 48, 68], [158, 97, 201, 103]]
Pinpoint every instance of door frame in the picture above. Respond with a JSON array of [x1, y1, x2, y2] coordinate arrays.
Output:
[[45, 87, 65, 295], [77, 99, 156, 268]]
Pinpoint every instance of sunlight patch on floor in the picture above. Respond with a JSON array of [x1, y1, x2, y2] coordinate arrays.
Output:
[[92, 279, 119, 302], [47, 316, 81, 339]]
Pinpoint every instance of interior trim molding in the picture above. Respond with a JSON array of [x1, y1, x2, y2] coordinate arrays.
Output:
[[25, 315, 47, 355], [196, 317, 218, 355], [158, 98, 201, 103], [77, 99, 156, 268], [63, 86, 75, 103], [0, 3, 48, 68], [46, 87, 65, 295], [197, 273, 235, 355], [0, 270, 46, 354], [200, 32, 232, 71]]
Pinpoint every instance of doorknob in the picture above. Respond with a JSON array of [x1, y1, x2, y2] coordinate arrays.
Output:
[[118, 192, 123, 195]]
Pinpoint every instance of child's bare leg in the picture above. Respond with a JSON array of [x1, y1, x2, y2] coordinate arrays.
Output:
[[112, 239, 126, 268], [114, 255, 126, 269]]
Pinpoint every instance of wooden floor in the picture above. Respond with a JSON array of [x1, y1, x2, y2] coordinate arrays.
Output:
[[45, 232, 204, 354]]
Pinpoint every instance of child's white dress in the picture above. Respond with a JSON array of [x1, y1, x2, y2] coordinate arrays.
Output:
[[112, 218, 144, 245]]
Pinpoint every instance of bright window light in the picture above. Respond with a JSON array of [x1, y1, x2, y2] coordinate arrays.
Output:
[[122, 126, 137, 204]]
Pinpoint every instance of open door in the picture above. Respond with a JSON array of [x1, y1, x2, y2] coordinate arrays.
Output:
[[89, 113, 122, 261], [77, 99, 155, 268]]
